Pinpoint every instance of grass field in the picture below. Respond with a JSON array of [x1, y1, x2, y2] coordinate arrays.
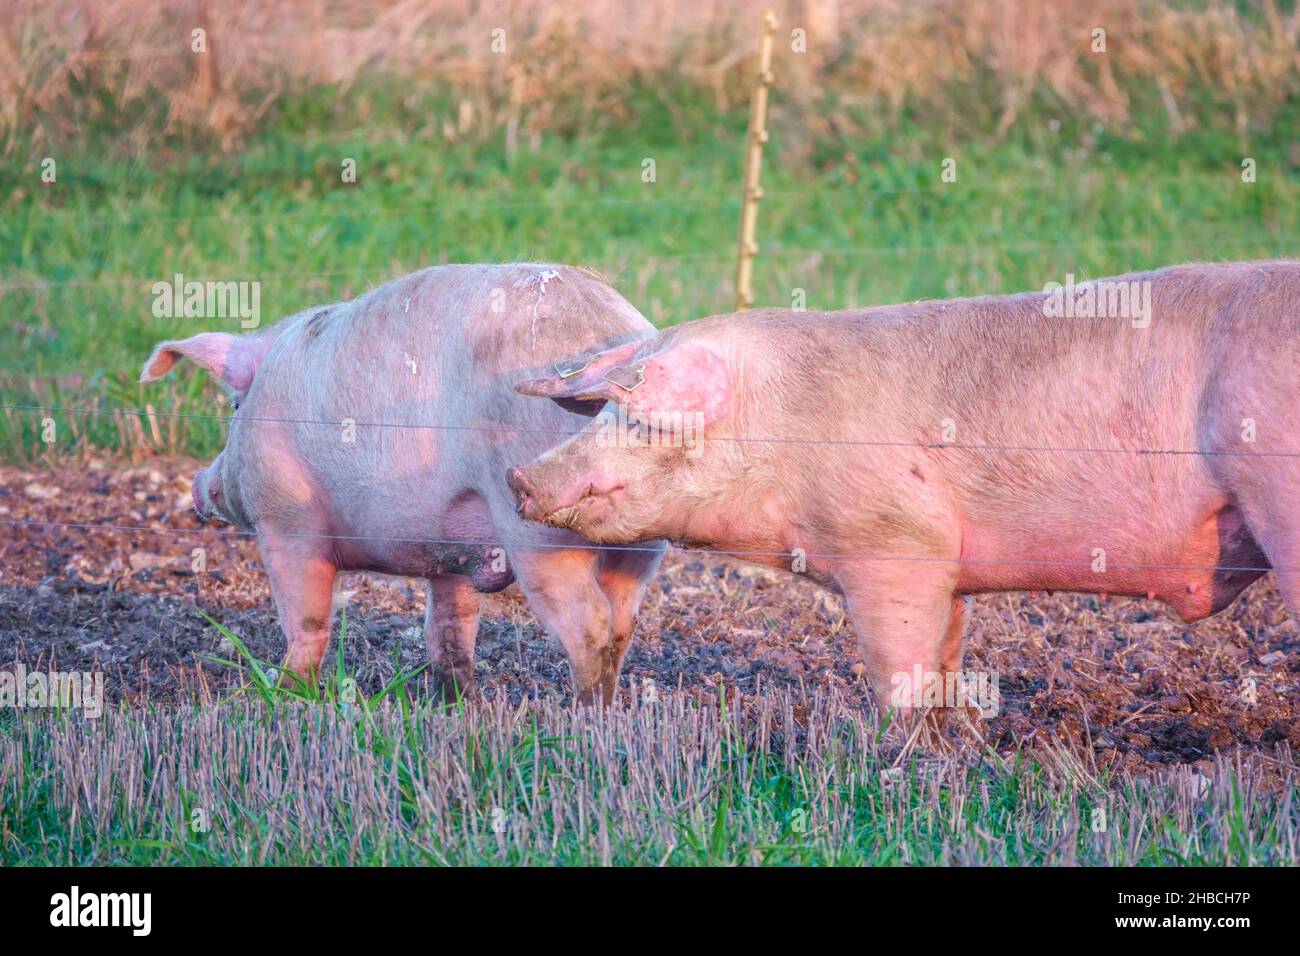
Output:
[[3, 0, 1300, 867], [4, 88, 1298, 459], [4, 677, 1295, 866]]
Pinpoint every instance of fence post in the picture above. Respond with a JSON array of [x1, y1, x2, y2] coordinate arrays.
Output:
[[734, 11, 777, 312]]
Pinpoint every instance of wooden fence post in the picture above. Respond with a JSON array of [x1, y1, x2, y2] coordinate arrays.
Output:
[[734, 11, 777, 312]]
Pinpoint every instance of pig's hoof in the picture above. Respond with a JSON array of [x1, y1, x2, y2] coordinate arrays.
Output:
[[431, 671, 476, 704], [886, 706, 983, 755]]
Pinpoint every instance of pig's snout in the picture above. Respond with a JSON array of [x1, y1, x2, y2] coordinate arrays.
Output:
[[507, 464, 626, 532], [192, 469, 225, 524], [507, 467, 548, 522], [191, 472, 209, 523]]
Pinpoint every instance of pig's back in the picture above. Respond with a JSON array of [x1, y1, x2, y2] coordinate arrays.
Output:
[[252, 264, 654, 554], [729, 260, 1295, 463], [715, 261, 1299, 582]]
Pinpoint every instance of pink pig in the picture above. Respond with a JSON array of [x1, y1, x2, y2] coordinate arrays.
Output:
[[143, 264, 665, 702], [508, 261, 1300, 712]]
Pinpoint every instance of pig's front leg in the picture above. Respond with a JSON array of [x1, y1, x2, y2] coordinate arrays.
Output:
[[595, 544, 665, 688], [942, 595, 974, 675], [510, 547, 616, 704], [424, 575, 481, 701], [837, 560, 967, 719], [258, 530, 339, 685]]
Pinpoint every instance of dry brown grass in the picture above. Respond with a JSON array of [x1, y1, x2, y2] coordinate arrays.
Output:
[[3, 0, 1297, 155], [3, 692, 1296, 864]]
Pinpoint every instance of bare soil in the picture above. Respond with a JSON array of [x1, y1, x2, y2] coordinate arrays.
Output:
[[2, 457, 1297, 771]]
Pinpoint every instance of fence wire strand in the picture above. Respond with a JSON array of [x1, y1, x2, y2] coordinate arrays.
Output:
[[0, 516, 1284, 575], [3, 401, 1298, 460]]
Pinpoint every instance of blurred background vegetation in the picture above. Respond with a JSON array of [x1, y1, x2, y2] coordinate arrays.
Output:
[[2, 0, 1298, 460]]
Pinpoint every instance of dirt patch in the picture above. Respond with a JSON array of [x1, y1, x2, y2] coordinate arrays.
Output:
[[2, 457, 1297, 771]]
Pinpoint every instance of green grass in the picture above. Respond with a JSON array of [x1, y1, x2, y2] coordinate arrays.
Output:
[[3, 88, 1297, 460], [0, 610, 1293, 867], [2, 675, 1295, 865]]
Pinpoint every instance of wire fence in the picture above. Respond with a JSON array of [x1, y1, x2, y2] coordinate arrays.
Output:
[[0, 393, 1294, 577], [4, 162, 1293, 296], [2, 232, 1293, 294], [4, 400, 1298, 459], [0, 516, 1285, 576], [4, 132, 1296, 577], [14, 173, 1286, 231]]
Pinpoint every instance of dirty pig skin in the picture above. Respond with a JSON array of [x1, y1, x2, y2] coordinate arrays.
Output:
[[509, 260, 1300, 710], [142, 264, 665, 703]]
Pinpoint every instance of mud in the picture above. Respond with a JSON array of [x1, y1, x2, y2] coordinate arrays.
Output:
[[1, 457, 1297, 771]]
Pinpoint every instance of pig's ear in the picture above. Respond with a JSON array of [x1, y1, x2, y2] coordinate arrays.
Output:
[[515, 341, 645, 416], [518, 340, 731, 426], [140, 332, 268, 396], [616, 342, 731, 425]]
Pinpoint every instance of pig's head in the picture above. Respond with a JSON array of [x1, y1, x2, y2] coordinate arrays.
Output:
[[507, 337, 733, 544], [141, 330, 275, 529]]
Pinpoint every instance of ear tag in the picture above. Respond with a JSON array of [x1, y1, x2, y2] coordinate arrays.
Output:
[[603, 364, 646, 392], [554, 357, 593, 379]]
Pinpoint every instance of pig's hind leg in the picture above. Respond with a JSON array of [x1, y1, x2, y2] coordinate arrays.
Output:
[[424, 575, 481, 701], [1203, 394, 1300, 626], [258, 529, 339, 686], [1203, 345, 1300, 625], [1227, 468, 1300, 627]]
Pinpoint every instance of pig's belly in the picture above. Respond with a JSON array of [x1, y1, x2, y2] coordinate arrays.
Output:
[[333, 489, 516, 593], [955, 503, 1268, 622]]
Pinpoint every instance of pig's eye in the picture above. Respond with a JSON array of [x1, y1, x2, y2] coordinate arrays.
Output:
[[231, 401, 240, 411]]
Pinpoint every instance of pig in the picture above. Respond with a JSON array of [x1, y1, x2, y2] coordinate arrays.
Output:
[[507, 260, 1300, 714], [142, 264, 666, 702]]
